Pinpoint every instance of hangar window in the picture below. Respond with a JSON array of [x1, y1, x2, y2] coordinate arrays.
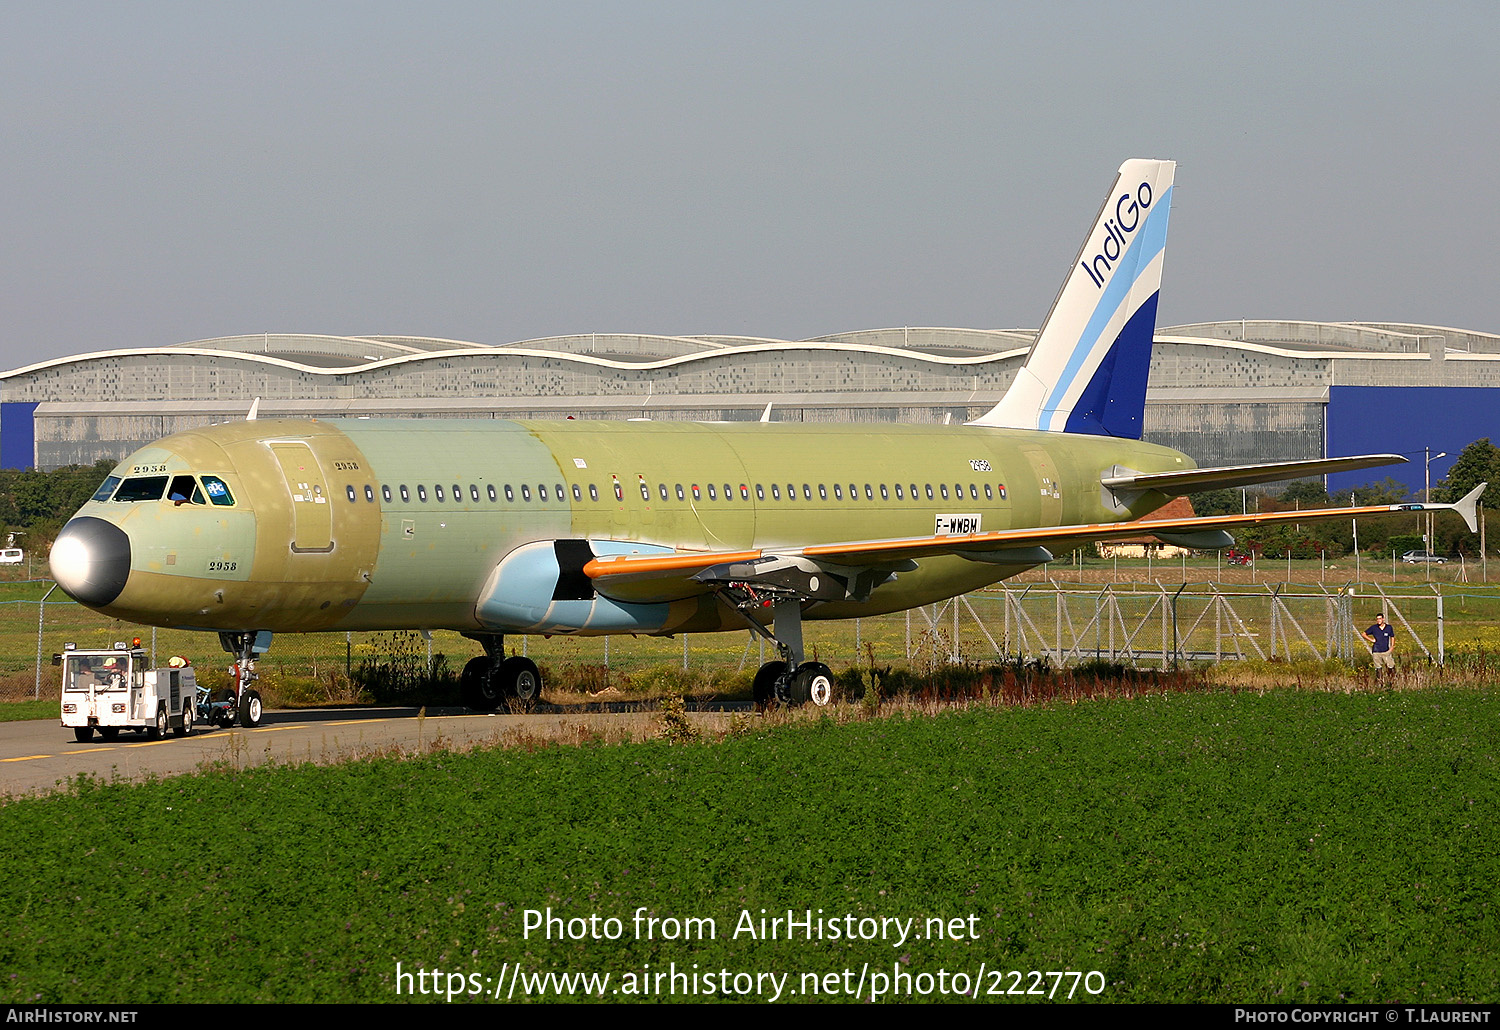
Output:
[[91, 476, 120, 502], [114, 477, 167, 502], [400, 485, 409, 503], [382, 485, 392, 502], [203, 476, 234, 506], [346, 485, 357, 502], [418, 485, 428, 502], [504, 485, 514, 502], [365, 485, 374, 502]]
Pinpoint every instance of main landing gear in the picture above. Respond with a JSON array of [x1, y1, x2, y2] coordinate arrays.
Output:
[[723, 589, 834, 710], [459, 633, 542, 711]]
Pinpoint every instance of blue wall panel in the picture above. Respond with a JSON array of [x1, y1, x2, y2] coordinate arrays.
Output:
[[1327, 387, 1499, 497], [0, 402, 38, 470]]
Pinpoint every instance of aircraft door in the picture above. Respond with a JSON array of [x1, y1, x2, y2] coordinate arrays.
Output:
[[269, 442, 334, 553], [1018, 443, 1063, 527]]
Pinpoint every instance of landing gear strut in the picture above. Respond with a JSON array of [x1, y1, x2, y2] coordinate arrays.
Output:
[[219, 631, 270, 727], [460, 634, 543, 711], [722, 591, 833, 709]]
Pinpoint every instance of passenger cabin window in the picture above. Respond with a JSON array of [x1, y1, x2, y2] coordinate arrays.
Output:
[[659, 484, 668, 501], [471, 485, 481, 502], [573, 484, 582, 501], [92, 476, 121, 502], [400, 485, 410, 502], [114, 476, 168, 502], [418, 485, 428, 502], [364, 485, 374, 502], [984, 484, 993, 499], [818, 484, 827, 500], [756, 484, 765, 500], [834, 484, 842, 500], [676, 484, 685, 500], [522, 485, 532, 502], [434, 485, 444, 502], [346, 485, 357, 502], [880, 484, 889, 500], [382, 485, 392, 502], [455, 484, 463, 502], [504, 485, 514, 502], [708, 484, 717, 500], [556, 483, 565, 501], [772, 484, 781, 500], [539, 484, 548, 501], [488, 485, 497, 502], [589, 484, 599, 501]]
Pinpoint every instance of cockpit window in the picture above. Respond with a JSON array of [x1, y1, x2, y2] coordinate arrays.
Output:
[[168, 475, 204, 505], [202, 476, 235, 506], [91, 476, 121, 502], [113, 476, 168, 502]]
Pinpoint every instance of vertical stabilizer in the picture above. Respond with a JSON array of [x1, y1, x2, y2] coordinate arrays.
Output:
[[971, 158, 1175, 438]]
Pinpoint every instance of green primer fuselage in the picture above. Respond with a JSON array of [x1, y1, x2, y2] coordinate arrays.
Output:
[[70, 418, 1191, 635]]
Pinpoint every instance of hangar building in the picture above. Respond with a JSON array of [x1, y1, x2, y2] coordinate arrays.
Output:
[[3, 320, 1495, 496]]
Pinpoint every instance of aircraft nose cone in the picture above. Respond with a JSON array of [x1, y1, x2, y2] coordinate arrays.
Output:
[[50, 517, 131, 607]]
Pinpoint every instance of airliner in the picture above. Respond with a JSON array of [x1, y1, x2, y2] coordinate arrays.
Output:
[[47, 159, 1483, 718]]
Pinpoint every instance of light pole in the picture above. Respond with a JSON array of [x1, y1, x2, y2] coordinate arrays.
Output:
[[1425, 447, 1447, 555]]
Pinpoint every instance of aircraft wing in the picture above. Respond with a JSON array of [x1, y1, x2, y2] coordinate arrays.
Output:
[[1101, 453, 1407, 497], [584, 484, 1485, 605]]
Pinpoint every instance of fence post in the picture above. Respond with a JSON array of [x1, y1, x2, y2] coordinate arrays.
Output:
[[35, 584, 57, 699]]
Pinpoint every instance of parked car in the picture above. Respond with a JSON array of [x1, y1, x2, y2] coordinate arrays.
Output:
[[1401, 550, 1447, 564], [0, 548, 22, 564]]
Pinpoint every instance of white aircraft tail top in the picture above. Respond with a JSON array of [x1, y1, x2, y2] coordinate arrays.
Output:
[[972, 158, 1175, 439]]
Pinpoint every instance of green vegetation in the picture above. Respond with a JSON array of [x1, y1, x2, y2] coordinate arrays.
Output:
[[1, 685, 1496, 1003]]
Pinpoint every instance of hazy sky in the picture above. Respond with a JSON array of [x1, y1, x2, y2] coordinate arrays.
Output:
[[3, 2, 1496, 367]]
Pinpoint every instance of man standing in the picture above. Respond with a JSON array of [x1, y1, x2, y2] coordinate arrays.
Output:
[[1363, 613, 1396, 678]]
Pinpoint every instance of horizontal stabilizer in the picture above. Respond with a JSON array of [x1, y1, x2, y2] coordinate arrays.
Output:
[[1102, 454, 1407, 497]]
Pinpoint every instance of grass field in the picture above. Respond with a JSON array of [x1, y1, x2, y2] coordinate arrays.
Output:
[[0, 682, 1496, 1004]]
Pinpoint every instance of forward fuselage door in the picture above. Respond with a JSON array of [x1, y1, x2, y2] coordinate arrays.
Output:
[[269, 442, 334, 553]]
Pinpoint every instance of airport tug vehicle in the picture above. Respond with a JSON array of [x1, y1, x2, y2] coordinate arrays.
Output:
[[57, 640, 201, 742]]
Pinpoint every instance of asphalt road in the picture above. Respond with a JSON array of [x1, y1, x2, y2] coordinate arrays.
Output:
[[0, 705, 740, 796]]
